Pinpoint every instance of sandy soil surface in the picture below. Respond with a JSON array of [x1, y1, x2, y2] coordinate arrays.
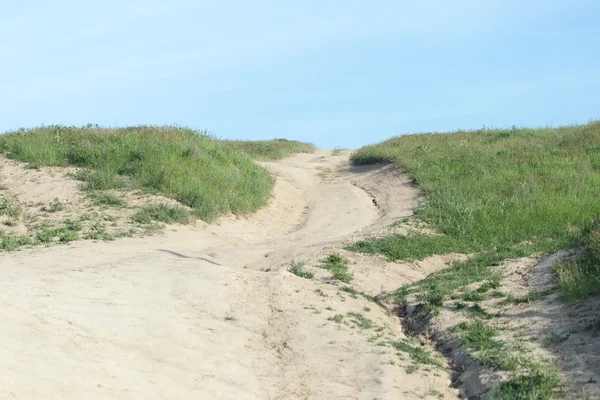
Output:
[[0, 150, 457, 399]]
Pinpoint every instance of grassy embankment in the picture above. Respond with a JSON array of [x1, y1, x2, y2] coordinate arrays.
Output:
[[347, 122, 600, 397], [0, 125, 314, 248]]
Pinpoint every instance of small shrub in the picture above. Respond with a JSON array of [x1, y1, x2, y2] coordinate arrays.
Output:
[[36, 230, 54, 243], [85, 222, 112, 240], [0, 234, 20, 250], [49, 199, 65, 212], [0, 196, 21, 219], [288, 261, 313, 279], [17, 235, 32, 246], [59, 230, 78, 243], [64, 218, 83, 231], [328, 314, 344, 323], [320, 253, 353, 283]]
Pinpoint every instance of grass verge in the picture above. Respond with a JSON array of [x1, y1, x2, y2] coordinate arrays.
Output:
[[348, 123, 600, 397]]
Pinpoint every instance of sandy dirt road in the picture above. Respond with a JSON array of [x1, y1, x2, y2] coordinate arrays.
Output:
[[0, 150, 456, 399]]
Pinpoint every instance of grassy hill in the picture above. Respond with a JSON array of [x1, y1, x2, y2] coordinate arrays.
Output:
[[348, 121, 600, 398], [0, 125, 314, 222], [349, 122, 600, 300]]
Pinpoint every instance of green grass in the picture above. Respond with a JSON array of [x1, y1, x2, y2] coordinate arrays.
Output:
[[349, 123, 590, 399], [462, 291, 486, 302], [0, 196, 21, 219], [223, 139, 315, 161], [0, 230, 30, 250], [453, 321, 500, 351], [469, 304, 494, 319], [554, 219, 600, 300], [34, 225, 82, 245], [392, 339, 441, 369], [451, 320, 561, 398], [453, 321, 524, 372], [59, 230, 78, 243], [48, 199, 65, 212], [477, 276, 501, 293], [64, 218, 83, 231], [340, 286, 375, 302], [36, 229, 55, 243], [489, 364, 561, 400], [347, 233, 472, 261], [349, 122, 600, 265], [320, 253, 353, 283], [0, 125, 277, 221], [346, 312, 374, 329], [387, 248, 527, 310], [328, 314, 344, 323], [132, 203, 191, 224], [288, 261, 314, 279], [84, 222, 114, 241], [89, 192, 126, 207]]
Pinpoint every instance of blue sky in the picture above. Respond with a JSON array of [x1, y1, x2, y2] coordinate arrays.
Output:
[[1, 1, 599, 148]]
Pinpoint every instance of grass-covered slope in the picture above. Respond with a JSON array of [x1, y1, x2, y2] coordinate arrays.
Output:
[[350, 122, 600, 261], [0, 125, 308, 222], [349, 122, 600, 398], [223, 139, 316, 161]]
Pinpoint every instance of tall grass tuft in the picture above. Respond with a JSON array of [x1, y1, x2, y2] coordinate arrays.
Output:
[[555, 219, 600, 300]]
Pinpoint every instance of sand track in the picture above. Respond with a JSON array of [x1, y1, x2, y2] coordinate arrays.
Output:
[[0, 150, 455, 399]]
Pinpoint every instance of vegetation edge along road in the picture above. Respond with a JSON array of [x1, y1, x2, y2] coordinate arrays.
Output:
[[347, 121, 600, 398]]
